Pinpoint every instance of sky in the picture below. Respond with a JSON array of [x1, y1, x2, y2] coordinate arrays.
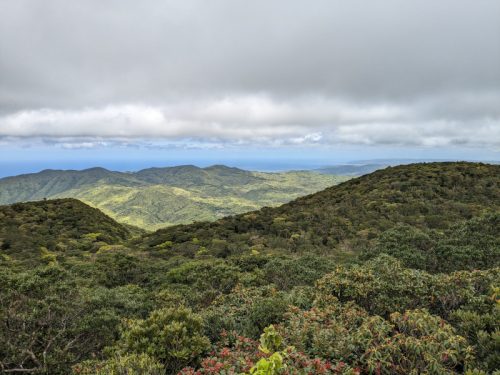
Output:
[[0, 0, 499, 175]]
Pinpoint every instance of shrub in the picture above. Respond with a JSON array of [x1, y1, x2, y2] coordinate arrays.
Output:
[[180, 327, 355, 375], [262, 255, 335, 290], [315, 256, 431, 317], [316, 255, 499, 319], [115, 307, 210, 373], [282, 304, 473, 374], [202, 285, 289, 340], [72, 353, 164, 375]]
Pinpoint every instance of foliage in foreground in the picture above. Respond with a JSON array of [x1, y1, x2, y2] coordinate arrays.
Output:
[[2, 255, 497, 374], [181, 307, 476, 375]]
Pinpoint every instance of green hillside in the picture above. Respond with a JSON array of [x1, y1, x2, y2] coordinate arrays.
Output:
[[139, 162, 500, 258], [1, 162, 499, 374], [0, 167, 143, 202], [0, 198, 135, 265], [0, 165, 347, 230]]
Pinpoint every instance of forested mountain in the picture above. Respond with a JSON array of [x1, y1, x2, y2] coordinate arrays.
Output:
[[1, 162, 499, 374], [140, 162, 500, 258], [0, 165, 347, 229]]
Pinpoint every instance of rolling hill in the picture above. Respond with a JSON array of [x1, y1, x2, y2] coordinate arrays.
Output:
[[0, 165, 348, 230], [0, 198, 135, 264], [139, 162, 500, 258]]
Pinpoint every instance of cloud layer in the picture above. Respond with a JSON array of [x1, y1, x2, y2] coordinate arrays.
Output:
[[0, 0, 499, 150], [2, 94, 499, 148]]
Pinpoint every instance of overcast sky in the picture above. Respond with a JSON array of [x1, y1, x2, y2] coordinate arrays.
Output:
[[0, 0, 499, 171]]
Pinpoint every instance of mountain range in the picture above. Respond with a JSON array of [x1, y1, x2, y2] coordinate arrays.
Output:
[[0, 165, 347, 230], [3, 161, 498, 266]]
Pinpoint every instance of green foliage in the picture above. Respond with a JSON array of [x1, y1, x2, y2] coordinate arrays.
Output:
[[364, 213, 500, 272], [202, 285, 289, 340], [363, 224, 433, 269], [385, 309, 473, 374], [72, 353, 164, 375], [283, 300, 384, 363], [1, 162, 500, 374], [0, 198, 131, 265], [0, 265, 148, 374], [282, 304, 474, 374], [316, 255, 499, 318], [450, 307, 500, 371], [250, 326, 287, 375], [433, 213, 500, 272], [250, 351, 285, 375], [316, 256, 431, 317], [262, 255, 336, 290], [0, 266, 84, 373], [92, 250, 148, 287], [114, 307, 210, 373], [258, 325, 283, 354], [141, 162, 500, 257], [167, 260, 241, 295]]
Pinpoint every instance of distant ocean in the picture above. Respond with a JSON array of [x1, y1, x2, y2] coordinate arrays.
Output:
[[2, 158, 498, 179]]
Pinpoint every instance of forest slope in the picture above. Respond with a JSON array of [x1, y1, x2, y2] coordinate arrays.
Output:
[[139, 162, 500, 258], [0, 198, 134, 264]]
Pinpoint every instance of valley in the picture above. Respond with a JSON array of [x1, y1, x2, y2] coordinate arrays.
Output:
[[0, 165, 348, 230]]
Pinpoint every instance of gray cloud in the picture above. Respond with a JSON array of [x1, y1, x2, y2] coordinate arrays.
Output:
[[0, 0, 499, 149]]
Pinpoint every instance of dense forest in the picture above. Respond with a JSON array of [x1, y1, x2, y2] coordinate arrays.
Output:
[[0, 162, 499, 374], [0, 165, 347, 230]]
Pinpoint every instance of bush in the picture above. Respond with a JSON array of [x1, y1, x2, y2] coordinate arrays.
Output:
[[450, 307, 500, 372], [282, 304, 473, 374], [114, 307, 210, 373], [282, 301, 386, 364], [167, 260, 241, 298], [262, 255, 335, 290], [202, 285, 289, 340], [180, 327, 357, 375], [0, 266, 133, 374], [364, 214, 500, 273], [381, 309, 473, 374], [72, 353, 164, 375], [316, 256, 431, 317], [316, 255, 499, 319], [363, 224, 434, 269]]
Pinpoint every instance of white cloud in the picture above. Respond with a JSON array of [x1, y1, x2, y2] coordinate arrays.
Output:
[[60, 141, 109, 149], [0, 94, 499, 149]]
